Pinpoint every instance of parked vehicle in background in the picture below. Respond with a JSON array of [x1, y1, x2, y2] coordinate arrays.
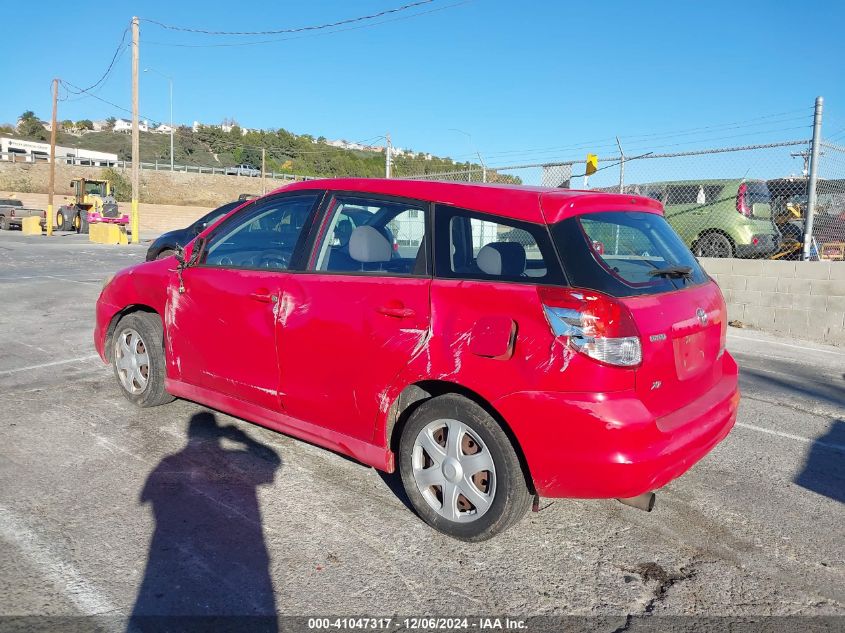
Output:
[[96, 179, 738, 540], [0, 198, 46, 230], [145, 200, 243, 261], [57, 178, 127, 234], [238, 193, 259, 201], [224, 164, 260, 177], [768, 177, 845, 259], [635, 179, 779, 258]]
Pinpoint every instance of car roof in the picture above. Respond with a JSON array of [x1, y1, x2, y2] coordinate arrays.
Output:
[[271, 178, 663, 224]]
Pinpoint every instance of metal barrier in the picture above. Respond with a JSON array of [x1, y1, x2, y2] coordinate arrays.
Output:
[[0, 151, 315, 182]]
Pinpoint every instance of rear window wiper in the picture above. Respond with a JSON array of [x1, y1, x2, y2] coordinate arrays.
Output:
[[647, 265, 693, 279]]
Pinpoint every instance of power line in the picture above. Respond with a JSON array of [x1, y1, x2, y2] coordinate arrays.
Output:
[[62, 26, 130, 95], [144, 0, 472, 49], [141, 1, 434, 36]]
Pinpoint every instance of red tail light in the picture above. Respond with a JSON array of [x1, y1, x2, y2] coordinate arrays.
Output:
[[9, 210, 14, 217], [538, 286, 642, 367], [736, 183, 751, 217], [41, 210, 46, 218]]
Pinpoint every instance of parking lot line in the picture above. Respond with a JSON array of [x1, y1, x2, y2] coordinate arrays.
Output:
[[736, 421, 845, 453], [728, 333, 845, 356], [0, 355, 101, 376], [0, 504, 117, 616]]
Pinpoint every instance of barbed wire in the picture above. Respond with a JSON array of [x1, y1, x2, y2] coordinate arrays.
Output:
[[449, 107, 815, 161]]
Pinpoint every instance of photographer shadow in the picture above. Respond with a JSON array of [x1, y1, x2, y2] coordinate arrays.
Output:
[[129, 411, 282, 630]]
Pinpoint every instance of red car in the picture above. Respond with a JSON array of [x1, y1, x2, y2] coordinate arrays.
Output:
[[95, 179, 738, 541]]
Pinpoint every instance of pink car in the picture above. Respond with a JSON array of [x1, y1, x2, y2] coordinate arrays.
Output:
[[95, 179, 738, 540]]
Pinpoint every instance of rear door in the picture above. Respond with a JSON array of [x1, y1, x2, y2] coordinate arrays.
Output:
[[276, 193, 432, 442], [554, 211, 727, 419]]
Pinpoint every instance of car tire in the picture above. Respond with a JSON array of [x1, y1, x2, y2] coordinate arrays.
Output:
[[398, 393, 532, 541], [0, 216, 8, 230], [156, 249, 176, 260], [111, 312, 175, 408], [694, 232, 734, 258]]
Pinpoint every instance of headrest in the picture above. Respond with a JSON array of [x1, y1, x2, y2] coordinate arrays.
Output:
[[349, 226, 392, 263], [477, 242, 526, 276]]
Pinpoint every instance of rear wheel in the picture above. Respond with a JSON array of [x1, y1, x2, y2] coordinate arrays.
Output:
[[398, 394, 532, 541], [112, 312, 174, 408], [694, 232, 734, 258]]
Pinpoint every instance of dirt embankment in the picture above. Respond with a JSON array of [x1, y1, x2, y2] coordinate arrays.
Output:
[[0, 161, 291, 206], [0, 162, 297, 233]]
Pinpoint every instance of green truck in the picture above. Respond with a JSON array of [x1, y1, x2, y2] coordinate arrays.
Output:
[[634, 179, 780, 258]]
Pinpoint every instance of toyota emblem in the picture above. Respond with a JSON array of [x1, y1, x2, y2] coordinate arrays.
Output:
[[696, 308, 708, 326]]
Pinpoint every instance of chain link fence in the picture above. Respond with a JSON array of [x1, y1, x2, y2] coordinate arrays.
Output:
[[398, 139, 845, 262]]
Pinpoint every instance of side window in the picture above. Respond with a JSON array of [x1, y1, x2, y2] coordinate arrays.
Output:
[[434, 205, 562, 284], [312, 195, 429, 276], [203, 193, 319, 270]]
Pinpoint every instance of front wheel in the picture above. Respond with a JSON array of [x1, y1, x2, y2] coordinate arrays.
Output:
[[694, 232, 734, 258], [398, 394, 532, 541], [112, 312, 174, 408]]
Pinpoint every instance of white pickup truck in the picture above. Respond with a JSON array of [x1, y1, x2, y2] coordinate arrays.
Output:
[[0, 198, 45, 230]]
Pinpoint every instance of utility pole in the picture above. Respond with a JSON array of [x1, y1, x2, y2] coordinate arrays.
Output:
[[802, 96, 824, 261], [616, 136, 625, 193], [168, 77, 173, 171], [47, 78, 58, 237], [130, 16, 140, 244], [385, 133, 392, 178], [261, 147, 266, 194]]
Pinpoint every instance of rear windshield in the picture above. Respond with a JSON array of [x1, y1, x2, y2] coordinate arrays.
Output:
[[552, 211, 709, 297], [0, 199, 23, 207]]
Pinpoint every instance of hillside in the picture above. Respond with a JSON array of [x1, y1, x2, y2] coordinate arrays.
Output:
[[4, 118, 519, 183]]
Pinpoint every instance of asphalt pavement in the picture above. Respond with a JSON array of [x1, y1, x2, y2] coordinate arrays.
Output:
[[0, 231, 842, 625]]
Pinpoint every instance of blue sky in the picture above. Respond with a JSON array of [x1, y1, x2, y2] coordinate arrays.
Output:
[[2, 0, 844, 165]]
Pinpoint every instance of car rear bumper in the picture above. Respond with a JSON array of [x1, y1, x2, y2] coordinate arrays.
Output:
[[494, 354, 739, 499], [735, 232, 779, 258]]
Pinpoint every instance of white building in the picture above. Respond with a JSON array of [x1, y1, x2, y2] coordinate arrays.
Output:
[[113, 118, 149, 133], [0, 137, 117, 166], [151, 123, 174, 134]]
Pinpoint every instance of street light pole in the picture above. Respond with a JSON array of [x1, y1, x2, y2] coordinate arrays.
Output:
[[143, 67, 174, 170]]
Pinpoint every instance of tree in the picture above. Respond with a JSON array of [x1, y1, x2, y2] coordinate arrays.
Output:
[[61, 120, 74, 131], [17, 111, 46, 140], [76, 119, 94, 131], [104, 117, 117, 131]]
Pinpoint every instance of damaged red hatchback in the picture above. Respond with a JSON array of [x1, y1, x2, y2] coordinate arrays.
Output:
[[95, 179, 738, 540]]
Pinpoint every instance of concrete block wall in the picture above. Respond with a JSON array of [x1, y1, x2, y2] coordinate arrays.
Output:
[[700, 257, 845, 346]]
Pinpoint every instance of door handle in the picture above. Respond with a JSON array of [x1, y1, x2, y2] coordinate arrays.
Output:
[[249, 289, 278, 303], [378, 302, 415, 318]]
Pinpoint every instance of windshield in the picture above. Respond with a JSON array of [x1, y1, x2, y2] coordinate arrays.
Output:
[[552, 211, 708, 297]]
